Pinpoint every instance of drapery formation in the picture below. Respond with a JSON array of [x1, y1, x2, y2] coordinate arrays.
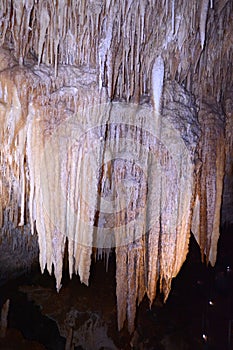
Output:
[[0, 0, 232, 332]]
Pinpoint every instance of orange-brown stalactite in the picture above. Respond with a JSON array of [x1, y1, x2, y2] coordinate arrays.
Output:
[[192, 103, 225, 266], [0, 0, 232, 334], [222, 93, 233, 226]]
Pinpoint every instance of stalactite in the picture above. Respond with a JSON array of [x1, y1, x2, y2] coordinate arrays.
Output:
[[38, 5, 50, 66], [192, 103, 225, 265], [171, 0, 175, 34], [151, 56, 165, 114], [0, 0, 231, 101], [0, 56, 199, 331], [199, 0, 209, 50], [222, 94, 233, 225]]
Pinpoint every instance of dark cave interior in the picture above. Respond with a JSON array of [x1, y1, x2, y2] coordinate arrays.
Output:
[[0, 226, 232, 350]]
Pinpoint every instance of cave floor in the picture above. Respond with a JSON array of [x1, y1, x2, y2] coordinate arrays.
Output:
[[0, 229, 232, 350]]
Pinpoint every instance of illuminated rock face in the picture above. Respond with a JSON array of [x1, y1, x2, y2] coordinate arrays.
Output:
[[0, 0, 232, 332]]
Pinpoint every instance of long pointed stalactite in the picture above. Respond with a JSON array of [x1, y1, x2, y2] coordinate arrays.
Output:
[[192, 102, 225, 266], [0, 0, 232, 332]]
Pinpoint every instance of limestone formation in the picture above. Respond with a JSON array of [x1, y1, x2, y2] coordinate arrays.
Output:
[[0, 0, 232, 332]]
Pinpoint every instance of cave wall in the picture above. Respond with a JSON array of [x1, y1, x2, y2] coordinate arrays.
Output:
[[0, 0, 232, 332]]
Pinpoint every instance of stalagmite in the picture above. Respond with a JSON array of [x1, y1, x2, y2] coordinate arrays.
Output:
[[0, 0, 232, 334]]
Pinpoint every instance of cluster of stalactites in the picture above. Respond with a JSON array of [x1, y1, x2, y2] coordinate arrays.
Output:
[[0, 0, 231, 334], [0, 0, 232, 102], [0, 54, 201, 332], [0, 54, 100, 290]]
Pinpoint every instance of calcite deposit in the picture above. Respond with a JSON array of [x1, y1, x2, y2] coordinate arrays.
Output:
[[0, 0, 232, 332]]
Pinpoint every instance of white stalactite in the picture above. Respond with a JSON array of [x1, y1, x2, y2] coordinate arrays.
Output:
[[200, 0, 209, 50], [151, 56, 165, 115], [172, 0, 175, 35]]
